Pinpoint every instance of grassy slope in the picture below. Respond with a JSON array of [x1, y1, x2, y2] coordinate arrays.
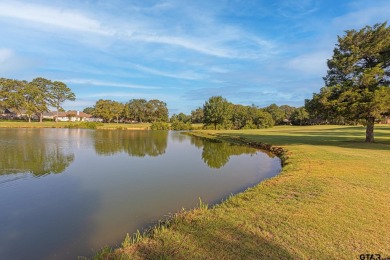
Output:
[[109, 125, 390, 259]]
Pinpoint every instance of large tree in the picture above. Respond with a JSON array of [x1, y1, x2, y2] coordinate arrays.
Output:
[[307, 22, 390, 142], [17, 80, 42, 123], [191, 107, 204, 123], [203, 96, 232, 130], [125, 99, 148, 122], [0, 78, 19, 112], [264, 104, 285, 125], [30, 77, 52, 122], [49, 81, 76, 122], [147, 99, 168, 122], [0, 79, 40, 122], [94, 99, 122, 123]]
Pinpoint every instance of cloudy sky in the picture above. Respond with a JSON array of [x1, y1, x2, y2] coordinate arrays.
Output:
[[0, 0, 389, 114]]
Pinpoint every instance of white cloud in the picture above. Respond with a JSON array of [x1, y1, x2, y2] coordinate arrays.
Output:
[[332, 3, 390, 30], [286, 51, 330, 75], [0, 1, 112, 35], [129, 63, 203, 80], [0, 1, 276, 59], [62, 79, 160, 90], [275, 0, 319, 18], [0, 48, 13, 63], [0, 48, 35, 74], [85, 92, 175, 102], [130, 34, 235, 58]]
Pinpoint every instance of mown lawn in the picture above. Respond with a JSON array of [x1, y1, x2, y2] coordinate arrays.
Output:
[[103, 125, 390, 259]]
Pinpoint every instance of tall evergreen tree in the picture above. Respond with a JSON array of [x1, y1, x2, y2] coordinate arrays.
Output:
[[49, 81, 76, 122], [306, 22, 390, 142]]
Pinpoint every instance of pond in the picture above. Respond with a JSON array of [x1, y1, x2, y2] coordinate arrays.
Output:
[[0, 128, 281, 259]]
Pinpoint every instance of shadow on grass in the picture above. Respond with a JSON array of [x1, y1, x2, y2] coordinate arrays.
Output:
[[133, 216, 294, 259]]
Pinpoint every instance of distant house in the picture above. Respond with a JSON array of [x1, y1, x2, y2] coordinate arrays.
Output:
[[43, 111, 93, 122], [0, 109, 17, 119]]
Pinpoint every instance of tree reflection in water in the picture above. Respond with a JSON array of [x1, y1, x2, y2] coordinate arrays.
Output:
[[197, 138, 258, 169], [0, 129, 74, 176], [93, 130, 168, 157]]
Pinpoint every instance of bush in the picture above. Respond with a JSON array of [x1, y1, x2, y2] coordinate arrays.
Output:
[[150, 121, 169, 130], [66, 122, 103, 129], [171, 120, 192, 130]]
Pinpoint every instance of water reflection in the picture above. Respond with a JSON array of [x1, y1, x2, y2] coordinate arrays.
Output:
[[0, 129, 281, 259], [201, 140, 257, 169], [93, 130, 168, 157], [0, 129, 74, 176]]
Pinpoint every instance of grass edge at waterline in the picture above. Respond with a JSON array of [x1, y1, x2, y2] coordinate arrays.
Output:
[[97, 125, 390, 259]]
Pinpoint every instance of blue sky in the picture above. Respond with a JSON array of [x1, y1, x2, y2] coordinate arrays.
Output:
[[0, 0, 389, 115]]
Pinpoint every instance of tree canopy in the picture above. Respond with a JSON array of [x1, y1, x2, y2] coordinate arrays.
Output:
[[91, 98, 169, 123], [306, 22, 390, 142], [203, 96, 232, 130], [0, 77, 75, 122]]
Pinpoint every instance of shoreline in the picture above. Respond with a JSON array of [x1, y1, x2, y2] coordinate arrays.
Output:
[[97, 125, 390, 259]]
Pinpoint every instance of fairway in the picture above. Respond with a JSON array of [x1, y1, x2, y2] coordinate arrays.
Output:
[[107, 125, 390, 259]]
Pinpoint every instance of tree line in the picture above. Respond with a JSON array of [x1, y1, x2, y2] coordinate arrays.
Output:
[[84, 98, 169, 123], [170, 96, 307, 130], [84, 96, 308, 129], [2, 22, 388, 142], [0, 77, 75, 122]]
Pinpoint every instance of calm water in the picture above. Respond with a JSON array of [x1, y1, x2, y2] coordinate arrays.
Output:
[[0, 128, 281, 259]]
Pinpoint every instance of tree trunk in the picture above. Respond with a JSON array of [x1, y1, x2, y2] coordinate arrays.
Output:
[[40, 113, 43, 123], [214, 122, 217, 130], [56, 109, 59, 123], [365, 117, 375, 143], [28, 116, 31, 123]]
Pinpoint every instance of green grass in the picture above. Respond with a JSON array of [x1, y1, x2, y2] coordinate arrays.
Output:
[[103, 125, 390, 259]]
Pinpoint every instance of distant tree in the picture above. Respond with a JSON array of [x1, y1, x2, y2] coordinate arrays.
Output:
[[231, 104, 249, 129], [170, 113, 190, 123], [307, 22, 390, 142], [203, 96, 232, 130], [124, 99, 168, 123], [0, 79, 44, 122], [18, 81, 43, 122], [147, 99, 169, 122], [30, 77, 52, 122], [191, 107, 204, 123], [265, 104, 285, 125], [279, 105, 297, 124], [171, 119, 192, 130], [0, 78, 21, 112], [248, 106, 274, 128], [111, 101, 125, 123], [291, 107, 309, 126], [0, 78, 8, 111], [125, 99, 148, 122], [49, 81, 76, 122], [83, 107, 95, 115], [94, 99, 118, 123]]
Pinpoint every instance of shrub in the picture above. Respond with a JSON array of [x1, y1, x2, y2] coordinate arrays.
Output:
[[150, 121, 169, 130], [171, 120, 192, 130], [66, 122, 103, 129]]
